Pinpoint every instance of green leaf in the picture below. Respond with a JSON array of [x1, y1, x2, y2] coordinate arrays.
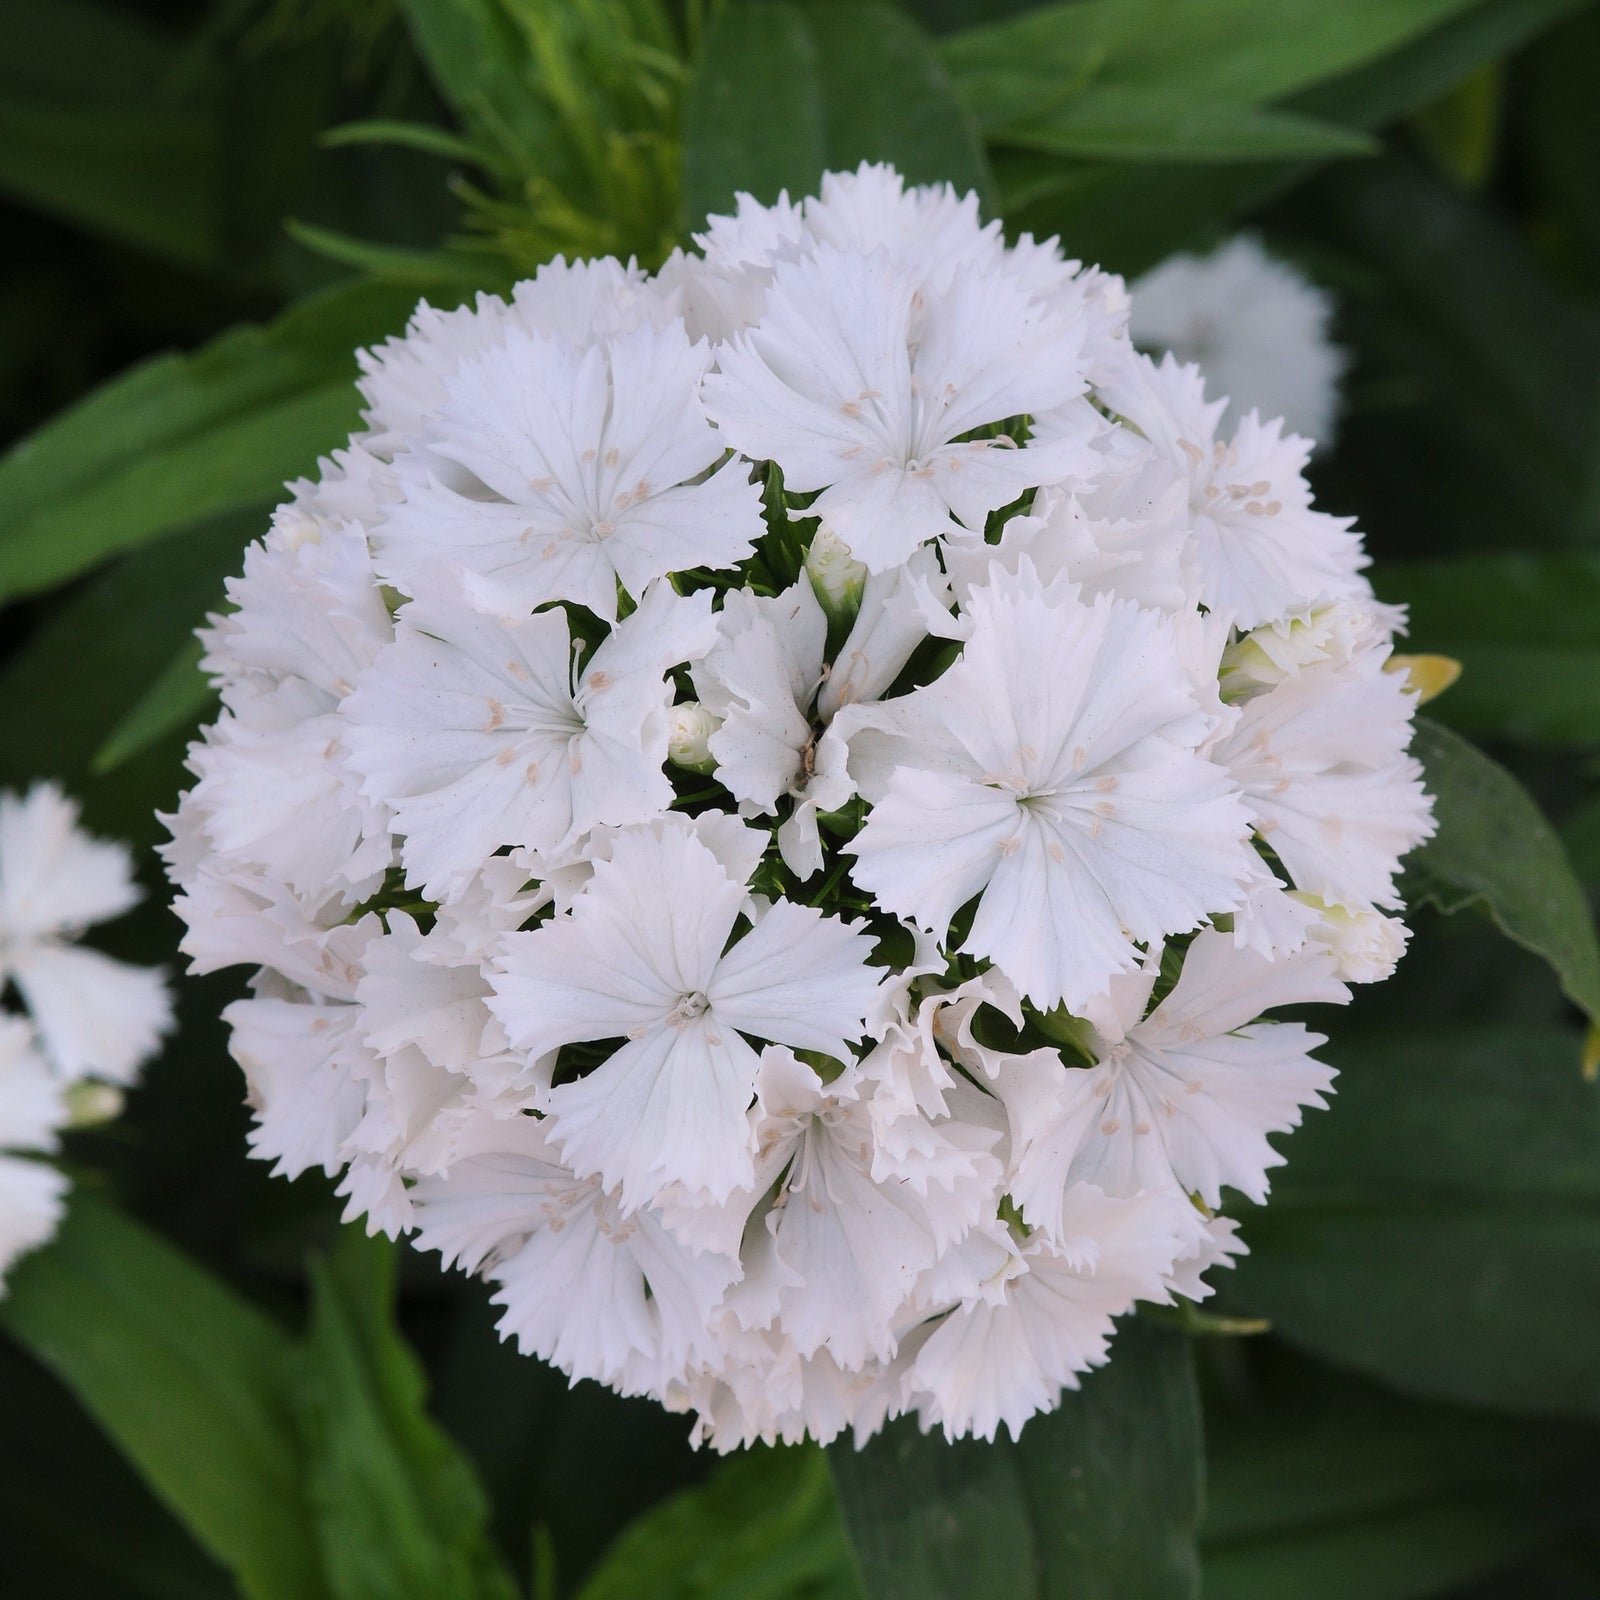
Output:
[[1226, 1024, 1600, 1418], [576, 1443, 859, 1600], [1202, 1357, 1597, 1600], [942, 0, 1487, 135], [682, 0, 992, 232], [991, 0, 1591, 277], [1005, 90, 1377, 162], [92, 640, 212, 776], [0, 96, 220, 270], [0, 277, 423, 607], [286, 220, 510, 291], [0, 514, 258, 790], [0, 1192, 329, 1600], [1375, 555, 1600, 746], [296, 1230, 520, 1600], [682, 2, 823, 223], [827, 1320, 1201, 1600], [1404, 718, 1600, 1025], [0, 0, 223, 268]]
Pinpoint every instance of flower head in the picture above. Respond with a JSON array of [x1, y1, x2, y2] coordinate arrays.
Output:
[[165, 165, 1430, 1448]]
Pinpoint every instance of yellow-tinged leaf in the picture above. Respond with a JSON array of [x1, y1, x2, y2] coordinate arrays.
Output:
[[1583, 1023, 1600, 1083]]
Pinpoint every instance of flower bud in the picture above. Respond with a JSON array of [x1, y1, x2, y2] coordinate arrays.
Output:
[[804, 526, 867, 628], [1293, 893, 1410, 983], [1220, 600, 1387, 698], [65, 1081, 126, 1129], [668, 701, 722, 773]]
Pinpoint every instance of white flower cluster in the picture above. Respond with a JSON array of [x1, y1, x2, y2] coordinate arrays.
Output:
[[165, 166, 1433, 1447], [0, 784, 173, 1289]]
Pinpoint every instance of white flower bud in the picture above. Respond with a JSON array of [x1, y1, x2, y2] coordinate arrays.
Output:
[[804, 526, 867, 625], [668, 701, 722, 773], [1220, 600, 1389, 698], [1293, 894, 1410, 983], [65, 1081, 126, 1129]]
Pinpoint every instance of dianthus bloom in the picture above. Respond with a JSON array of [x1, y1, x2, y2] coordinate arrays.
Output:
[[165, 165, 1433, 1447], [1130, 233, 1347, 448], [0, 784, 173, 1290]]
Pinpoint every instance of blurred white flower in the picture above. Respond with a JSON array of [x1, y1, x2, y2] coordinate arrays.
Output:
[[1130, 233, 1348, 447], [0, 785, 172, 1291]]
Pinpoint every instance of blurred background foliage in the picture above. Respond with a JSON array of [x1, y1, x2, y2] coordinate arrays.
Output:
[[2, 1, 1600, 1597]]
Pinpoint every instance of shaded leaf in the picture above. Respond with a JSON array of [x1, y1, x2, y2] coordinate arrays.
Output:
[[681, 1, 824, 224], [1226, 1025, 1600, 1418], [1203, 1356, 1600, 1600], [0, 96, 220, 270], [0, 514, 257, 789], [682, 0, 991, 232], [577, 1443, 858, 1600], [1006, 90, 1376, 162], [1404, 719, 1600, 1024], [93, 640, 212, 776], [994, 0, 1591, 276], [828, 1320, 1201, 1600], [0, 1193, 328, 1600], [1376, 555, 1600, 746], [0, 277, 422, 607], [296, 1230, 520, 1600]]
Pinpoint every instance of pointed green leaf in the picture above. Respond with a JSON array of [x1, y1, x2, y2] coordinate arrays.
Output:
[[576, 1443, 859, 1600], [1005, 90, 1377, 162], [0, 1192, 329, 1600], [92, 639, 212, 775], [1404, 718, 1600, 1025], [296, 1229, 520, 1600], [1203, 1358, 1596, 1599], [1228, 1025, 1600, 1417], [827, 1320, 1201, 1600], [683, 1, 991, 233], [0, 277, 424, 607]]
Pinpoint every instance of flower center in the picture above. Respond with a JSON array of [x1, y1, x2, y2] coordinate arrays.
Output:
[[667, 991, 711, 1027]]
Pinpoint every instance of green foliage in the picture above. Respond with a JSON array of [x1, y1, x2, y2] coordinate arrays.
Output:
[[0, 277, 422, 607], [1404, 719, 1600, 1027], [0, 1192, 331, 1600], [1378, 556, 1600, 746], [1202, 1358, 1600, 1600], [0, 0, 222, 268], [1, 1198, 522, 1600], [827, 1321, 1202, 1600], [297, 1231, 522, 1600], [394, 0, 688, 269], [1227, 1024, 1600, 1417], [5, 2, 1600, 1597], [575, 1444, 858, 1600], [683, 1, 991, 231]]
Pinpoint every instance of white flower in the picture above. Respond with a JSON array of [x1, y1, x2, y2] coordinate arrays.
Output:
[[703, 245, 1088, 573], [0, 784, 173, 1084], [1131, 234, 1347, 446], [0, 1017, 69, 1293], [1210, 653, 1435, 909], [164, 162, 1431, 1448], [411, 1116, 739, 1396], [842, 564, 1257, 1009], [375, 320, 763, 621], [903, 1185, 1197, 1443], [489, 819, 881, 1208], [1098, 352, 1369, 628], [994, 931, 1345, 1219], [344, 581, 716, 900]]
